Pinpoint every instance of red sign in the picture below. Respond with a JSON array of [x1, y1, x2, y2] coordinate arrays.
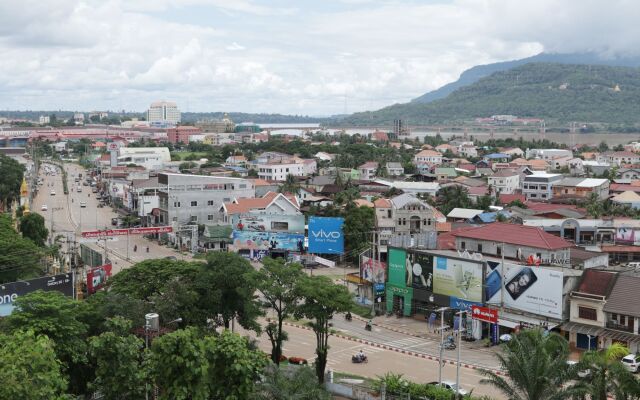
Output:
[[81, 226, 173, 238], [471, 305, 498, 324], [87, 264, 112, 294]]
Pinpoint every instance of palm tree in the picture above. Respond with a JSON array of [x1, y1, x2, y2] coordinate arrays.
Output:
[[437, 185, 472, 215], [279, 174, 300, 195], [584, 192, 604, 218], [255, 365, 331, 400], [481, 329, 575, 400], [572, 343, 640, 400]]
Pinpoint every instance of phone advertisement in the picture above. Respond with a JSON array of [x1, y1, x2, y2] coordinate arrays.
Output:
[[485, 261, 563, 318], [433, 256, 483, 303]]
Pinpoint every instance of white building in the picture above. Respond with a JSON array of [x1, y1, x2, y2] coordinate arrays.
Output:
[[488, 169, 520, 195], [526, 148, 573, 160], [359, 162, 379, 181], [414, 149, 443, 165], [597, 151, 640, 166], [147, 100, 181, 124], [117, 147, 171, 171], [522, 172, 563, 201], [39, 115, 50, 125]]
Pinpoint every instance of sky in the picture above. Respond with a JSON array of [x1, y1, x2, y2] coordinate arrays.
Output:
[[0, 0, 638, 115]]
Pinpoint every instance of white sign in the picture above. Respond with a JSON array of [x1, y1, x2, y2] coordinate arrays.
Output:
[[314, 256, 335, 268], [485, 262, 563, 318], [79, 237, 119, 243]]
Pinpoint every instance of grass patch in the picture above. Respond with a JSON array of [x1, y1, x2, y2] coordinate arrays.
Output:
[[333, 371, 377, 387], [171, 151, 208, 161], [350, 302, 374, 319]]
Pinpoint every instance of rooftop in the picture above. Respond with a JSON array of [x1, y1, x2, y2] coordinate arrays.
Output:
[[452, 222, 573, 250], [447, 208, 483, 219]]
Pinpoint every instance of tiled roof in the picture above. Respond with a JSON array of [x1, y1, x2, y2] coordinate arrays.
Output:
[[354, 199, 374, 207], [452, 222, 573, 250], [575, 269, 617, 296], [223, 192, 279, 214], [373, 198, 391, 208], [490, 169, 518, 177], [416, 149, 441, 157], [603, 273, 640, 317], [499, 194, 526, 205]]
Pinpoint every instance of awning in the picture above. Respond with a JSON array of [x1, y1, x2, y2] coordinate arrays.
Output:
[[561, 321, 605, 336], [497, 311, 560, 330], [600, 328, 640, 344]]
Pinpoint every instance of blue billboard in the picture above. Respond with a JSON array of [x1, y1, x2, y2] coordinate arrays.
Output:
[[308, 216, 344, 254], [231, 230, 305, 252]]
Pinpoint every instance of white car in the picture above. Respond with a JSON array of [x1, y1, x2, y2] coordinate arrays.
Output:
[[50, 190, 56, 196], [566, 360, 591, 378], [622, 354, 640, 373], [428, 381, 468, 396], [80, 201, 87, 208], [41, 204, 48, 211]]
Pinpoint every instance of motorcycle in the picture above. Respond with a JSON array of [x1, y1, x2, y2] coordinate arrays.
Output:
[[345, 312, 352, 321], [365, 323, 372, 332], [444, 336, 456, 350], [351, 354, 368, 364]]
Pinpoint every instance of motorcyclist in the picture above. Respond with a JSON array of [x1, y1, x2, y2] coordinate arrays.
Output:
[[358, 349, 366, 362], [345, 311, 352, 321]]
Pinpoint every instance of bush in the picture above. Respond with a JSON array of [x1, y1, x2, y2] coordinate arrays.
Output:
[[373, 373, 483, 400]]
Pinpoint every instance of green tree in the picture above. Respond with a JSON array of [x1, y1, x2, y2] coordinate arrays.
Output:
[[88, 317, 147, 400], [475, 194, 494, 212], [0, 330, 68, 400], [19, 212, 49, 246], [342, 205, 374, 257], [255, 365, 331, 400], [251, 258, 304, 364], [0, 214, 44, 283], [573, 343, 640, 400], [334, 187, 360, 208], [204, 252, 263, 332], [203, 330, 267, 399], [84, 291, 151, 336], [584, 192, 605, 218], [149, 327, 209, 400], [279, 174, 300, 194], [0, 153, 25, 211], [437, 185, 473, 215], [295, 276, 352, 383], [481, 329, 574, 400]]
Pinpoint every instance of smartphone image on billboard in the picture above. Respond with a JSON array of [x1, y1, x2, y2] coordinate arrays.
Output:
[[505, 267, 538, 301], [485, 269, 501, 301]]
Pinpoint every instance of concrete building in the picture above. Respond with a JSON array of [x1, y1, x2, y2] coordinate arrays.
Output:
[[385, 162, 405, 177], [147, 100, 181, 124], [257, 158, 316, 181], [166, 126, 201, 144], [597, 151, 640, 166], [359, 161, 379, 181], [39, 115, 50, 125], [414, 149, 443, 165], [526, 148, 573, 160], [157, 173, 255, 227], [453, 223, 573, 264], [488, 169, 520, 195], [611, 191, 640, 209], [522, 172, 563, 201], [552, 178, 610, 200], [602, 272, 640, 353], [195, 114, 235, 133], [117, 147, 171, 171]]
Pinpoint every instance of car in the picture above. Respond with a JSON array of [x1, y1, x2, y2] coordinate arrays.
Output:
[[41, 205, 48, 211], [622, 354, 640, 373], [50, 190, 56, 196], [566, 360, 591, 378], [427, 381, 468, 396], [83, 181, 89, 186], [111, 218, 118, 226], [80, 201, 87, 208]]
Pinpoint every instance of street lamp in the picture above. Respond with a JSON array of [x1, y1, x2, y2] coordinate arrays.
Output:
[[436, 306, 449, 385], [455, 310, 468, 397]]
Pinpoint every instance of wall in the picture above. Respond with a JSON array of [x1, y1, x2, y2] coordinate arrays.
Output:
[[455, 238, 571, 264]]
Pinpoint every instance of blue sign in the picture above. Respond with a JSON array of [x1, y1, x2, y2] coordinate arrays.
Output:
[[308, 217, 344, 254], [449, 296, 481, 312], [374, 283, 386, 294]]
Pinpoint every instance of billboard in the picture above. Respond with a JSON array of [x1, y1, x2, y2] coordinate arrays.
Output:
[[471, 305, 498, 324], [87, 264, 112, 294], [433, 256, 483, 303], [616, 228, 640, 245], [308, 217, 344, 254], [232, 214, 305, 233], [388, 248, 407, 287], [0, 273, 74, 316], [485, 261, 563, 318], [361, 256, 386, 283], [231, 230, 305, 251], [407, 252, 434, 291]]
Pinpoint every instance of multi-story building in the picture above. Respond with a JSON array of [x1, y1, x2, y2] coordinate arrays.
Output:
[[602, 272, 640, 353], [117, 147, 171, 171], [386, 162, 405, 177], [166, 126, 202, 144], [147, 100, 181, 125], [552, 178, 610, 200], [488, 169, 520, 195], [526, 148, 573, 160], [522, 172, 563, 201], [157, 173, 255, 227], [359, 161, 379, 181], [597, 151, 640, 166], [414, 149, 443, 165], [195, 114, 235, 133], [39, 115, 50, 125]]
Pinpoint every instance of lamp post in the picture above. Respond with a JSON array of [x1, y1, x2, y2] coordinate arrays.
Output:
[[436, 306, 449, 385], [455, 310, 468, 397]]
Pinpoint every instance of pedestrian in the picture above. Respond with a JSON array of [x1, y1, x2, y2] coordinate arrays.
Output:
[[133, 245, 137, 252]]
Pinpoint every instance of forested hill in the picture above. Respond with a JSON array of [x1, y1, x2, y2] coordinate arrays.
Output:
[[342, 63, 640, 125]]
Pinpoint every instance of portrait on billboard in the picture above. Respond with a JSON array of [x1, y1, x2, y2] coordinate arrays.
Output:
[[407, 252, 434, 291]]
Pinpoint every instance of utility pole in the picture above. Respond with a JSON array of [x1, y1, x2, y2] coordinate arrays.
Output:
[[455, 310, 468, 396], [437, 306, 449, 385]]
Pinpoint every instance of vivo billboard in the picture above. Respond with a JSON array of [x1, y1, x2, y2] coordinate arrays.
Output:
[[308, 217, 344, 254]]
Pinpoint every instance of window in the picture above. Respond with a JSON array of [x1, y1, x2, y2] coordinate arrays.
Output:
[[578, 307, 597, 321], [207, 200, 214, 206], [207, 214, 214, 221], [190, 215, 198, 222], [541, 194, 547, 198], [387, 210, 392, 218], [496, 246, 502, 256], [190, 201, 198, 207], [239, 184, 247, 189], [461, 241, 466, 250], [530, 194, 537, 198], [173, 201, 181, 207], [477, 244, 483, 252]]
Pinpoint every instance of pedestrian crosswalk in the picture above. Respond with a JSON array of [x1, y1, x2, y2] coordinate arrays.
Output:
[[386, 337, 430, 349]]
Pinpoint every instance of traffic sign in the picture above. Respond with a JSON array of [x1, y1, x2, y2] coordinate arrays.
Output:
[[471, 305, 498, 324]]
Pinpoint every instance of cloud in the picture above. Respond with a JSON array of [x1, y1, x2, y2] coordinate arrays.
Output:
[[0, 0, 637, 114]]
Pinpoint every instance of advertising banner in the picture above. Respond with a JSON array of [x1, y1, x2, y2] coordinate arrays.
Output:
[[308, 217, 344, 254], [232, 214, 305, 233], [387, 248, 407, 287], [485, 261, 563, 318], [433, 256, 483, 303], [407, 252, 434, 292], [361, 256, 387, 283], [87, 264, 112, 294], [81, 226, 173, 238], [231, 230, 305, 251], [0, 273, 73, 316], [471, 305, 499, 324], [616, 228, 640, 245]]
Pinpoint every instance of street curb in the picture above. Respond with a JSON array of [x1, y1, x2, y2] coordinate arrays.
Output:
[[282, 321, 504, 376]]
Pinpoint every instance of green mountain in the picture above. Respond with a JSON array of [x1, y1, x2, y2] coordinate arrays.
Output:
[[343, 63, 640, 126]]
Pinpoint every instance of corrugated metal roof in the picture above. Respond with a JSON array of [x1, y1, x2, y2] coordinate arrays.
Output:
[[447, 208, 483, 219], [603, 274, 640, 317]]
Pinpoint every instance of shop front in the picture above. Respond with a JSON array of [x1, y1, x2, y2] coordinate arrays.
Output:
[[386, 284, 413, 316]]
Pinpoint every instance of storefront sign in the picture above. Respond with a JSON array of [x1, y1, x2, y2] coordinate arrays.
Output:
[[387, 248, 408, 287], [308, 217, 344, 254], [471, 305, 499, 324]]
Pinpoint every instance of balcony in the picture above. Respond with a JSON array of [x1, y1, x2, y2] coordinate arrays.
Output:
[[606, 320, 635, 333]]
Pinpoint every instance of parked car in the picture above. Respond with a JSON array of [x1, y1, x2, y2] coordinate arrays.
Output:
[[622, 354, 640, 373], [41, 204, 48, 211], [427, 381, 468, 396], [566, 361, 591, 378], [50, 190, 56, 196], [80, 201, 87, 208]]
